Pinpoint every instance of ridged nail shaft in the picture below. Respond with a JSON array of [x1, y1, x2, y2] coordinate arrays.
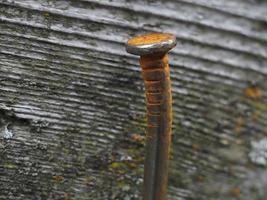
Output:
[[126, 32, 176, 200]]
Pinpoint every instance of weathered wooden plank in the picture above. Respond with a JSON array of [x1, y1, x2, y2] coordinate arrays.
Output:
[[0, 0, 267, 199]]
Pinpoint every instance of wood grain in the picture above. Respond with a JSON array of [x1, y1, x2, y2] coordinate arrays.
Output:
[[0, 0, 267, 199]]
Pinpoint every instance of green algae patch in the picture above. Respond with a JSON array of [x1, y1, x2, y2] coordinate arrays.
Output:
[[3, 162, 17, 169]]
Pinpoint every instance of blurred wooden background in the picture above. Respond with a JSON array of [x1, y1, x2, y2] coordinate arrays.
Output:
[[0, 0, 267, 199]]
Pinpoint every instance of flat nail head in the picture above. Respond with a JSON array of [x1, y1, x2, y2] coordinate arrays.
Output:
[[126, 32, 177, 56]]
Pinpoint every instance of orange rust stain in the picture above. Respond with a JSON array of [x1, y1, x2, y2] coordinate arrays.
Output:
[[64, 192, 69, 200], [192, 143, 201, 152], [137, 44, 172, 200], [127, 33, 174, 46], [234, 116, 245, 134], [43, 12, 50, 18], [244, 86, 263, 99], [230, 187, 241, 197], [52, 175, 64, 183], [131, 134, 145, 144], [140, 52, 168, 64]]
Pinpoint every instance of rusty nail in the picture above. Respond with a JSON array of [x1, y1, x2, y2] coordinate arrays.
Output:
[[126, 32, 176, 200]]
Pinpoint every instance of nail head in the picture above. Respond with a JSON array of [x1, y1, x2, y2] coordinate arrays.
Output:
[[126, 32, 177, 56]]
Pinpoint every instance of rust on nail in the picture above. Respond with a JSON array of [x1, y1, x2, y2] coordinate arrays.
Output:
[[126, 32, 176, 200]]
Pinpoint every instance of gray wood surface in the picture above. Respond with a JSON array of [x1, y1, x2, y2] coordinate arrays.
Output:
[[1, 0, 267, 199]]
